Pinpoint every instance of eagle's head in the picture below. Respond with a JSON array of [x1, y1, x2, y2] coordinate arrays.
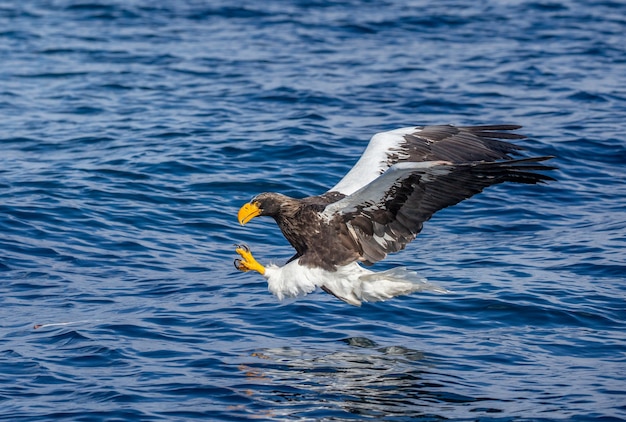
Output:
[[237, 192, 292, 225]]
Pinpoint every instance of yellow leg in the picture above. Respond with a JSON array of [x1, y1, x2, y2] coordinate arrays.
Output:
[[234, 244, 265, 275]]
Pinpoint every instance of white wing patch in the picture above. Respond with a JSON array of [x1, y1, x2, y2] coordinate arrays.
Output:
[[322, 161, 453, 221], [329, 126, 421, 196]]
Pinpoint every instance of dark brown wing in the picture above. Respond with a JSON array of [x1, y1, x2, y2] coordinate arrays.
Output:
[[322, 157, 555, 266], [402, 124, 526, 163], [330, 124, 528, 196]]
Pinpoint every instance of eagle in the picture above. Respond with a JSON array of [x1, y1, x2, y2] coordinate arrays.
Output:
[[234, 124, 555, 306]]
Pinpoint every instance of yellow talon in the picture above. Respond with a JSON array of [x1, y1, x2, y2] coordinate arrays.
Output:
[[234, 244, 266, 275]]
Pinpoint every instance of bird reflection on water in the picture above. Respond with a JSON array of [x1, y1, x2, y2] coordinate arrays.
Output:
[[235, 337, 497, 419]]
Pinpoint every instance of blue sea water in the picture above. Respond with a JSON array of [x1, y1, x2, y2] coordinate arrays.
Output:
[[1, 0, 625, 420]]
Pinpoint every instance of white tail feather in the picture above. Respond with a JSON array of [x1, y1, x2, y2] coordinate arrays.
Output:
[[264, 260, 448, 306]]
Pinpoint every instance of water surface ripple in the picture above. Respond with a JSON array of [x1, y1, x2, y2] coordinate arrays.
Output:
[[1, 1, 625, 421]]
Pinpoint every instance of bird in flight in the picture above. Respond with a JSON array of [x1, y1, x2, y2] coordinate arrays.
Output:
[[235, 124, 555, 306]]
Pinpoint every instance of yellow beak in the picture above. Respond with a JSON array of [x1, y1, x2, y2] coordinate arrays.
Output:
[[238, 202, 261, 225]]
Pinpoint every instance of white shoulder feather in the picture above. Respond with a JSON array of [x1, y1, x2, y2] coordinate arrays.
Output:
[[329, 126, 420, 195]]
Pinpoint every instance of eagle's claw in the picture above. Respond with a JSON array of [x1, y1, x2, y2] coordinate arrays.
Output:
[[234, 244, 265, 275], [234, 243, 250, 253]]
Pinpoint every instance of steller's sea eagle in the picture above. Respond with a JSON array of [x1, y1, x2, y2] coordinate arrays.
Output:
[[234, 124, 555, 306]]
